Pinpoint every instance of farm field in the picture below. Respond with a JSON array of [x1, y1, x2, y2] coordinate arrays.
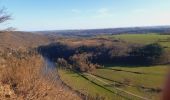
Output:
[[92, 65, 169, 99], [59, 65, 169, 100], [105, 34, 170, 49], [109, 34, 170, 44], [58, 69, 124, 100]]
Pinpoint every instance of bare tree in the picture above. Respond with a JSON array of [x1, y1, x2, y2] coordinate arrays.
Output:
[[0, 7, 11, 24], [0, 7, 14, 31]]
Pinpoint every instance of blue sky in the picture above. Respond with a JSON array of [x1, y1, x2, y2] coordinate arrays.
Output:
[[0, 0, 170, 31]]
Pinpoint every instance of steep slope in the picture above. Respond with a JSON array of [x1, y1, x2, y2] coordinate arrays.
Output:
[[0, 32, 82, 100]]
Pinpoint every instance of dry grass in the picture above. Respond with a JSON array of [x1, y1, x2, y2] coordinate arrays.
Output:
[[0, 50, 81, 100], [0, 31, 50, 50], [58, 37, 117, 48]]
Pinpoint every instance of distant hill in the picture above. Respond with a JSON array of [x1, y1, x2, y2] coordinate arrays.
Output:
[[0, 31, 49, 50], [36, 26, 170, 37], [1, 26, 170, 50]]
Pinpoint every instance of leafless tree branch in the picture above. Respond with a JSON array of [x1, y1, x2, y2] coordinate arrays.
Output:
[[0, 7, 11, 23]]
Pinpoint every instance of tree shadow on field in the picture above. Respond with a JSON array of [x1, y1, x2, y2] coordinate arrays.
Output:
[[102, 63, 151, 68]]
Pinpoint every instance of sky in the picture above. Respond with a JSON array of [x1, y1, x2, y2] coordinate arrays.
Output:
[[0, 0, 170, 31]]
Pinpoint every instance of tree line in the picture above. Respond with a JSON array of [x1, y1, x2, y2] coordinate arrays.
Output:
[[38, 42, 166, 72]]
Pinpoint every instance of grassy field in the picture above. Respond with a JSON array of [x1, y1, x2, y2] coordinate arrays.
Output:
[[92, 65, 169, 99], [109, 34, 170, 44], [106, 34, 170, 50], [59, 65, 168, 100], [58, 69, 125, 100], [93, 68, 163, 88]]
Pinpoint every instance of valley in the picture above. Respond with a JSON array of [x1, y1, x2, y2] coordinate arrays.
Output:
[[0, 30, 170, 100]]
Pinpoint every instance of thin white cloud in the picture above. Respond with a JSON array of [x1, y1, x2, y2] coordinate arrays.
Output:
[[122, 9, 170, 27], [94, 8, 113, 18], [98, 8, 112, 17], [98, 8, 109, 14], [133, 9, 147, 13], [71, 9, 81, 13]]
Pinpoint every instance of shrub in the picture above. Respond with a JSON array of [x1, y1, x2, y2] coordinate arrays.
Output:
[[70, 53, 96, 72], [0, 50, 81, 100], [57, 58, 72, 69]]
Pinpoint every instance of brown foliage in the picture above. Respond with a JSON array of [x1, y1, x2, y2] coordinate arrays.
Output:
[[70, 53, 97, 72], [57, 58, 72, 69], [0, 50, 81, 100]]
